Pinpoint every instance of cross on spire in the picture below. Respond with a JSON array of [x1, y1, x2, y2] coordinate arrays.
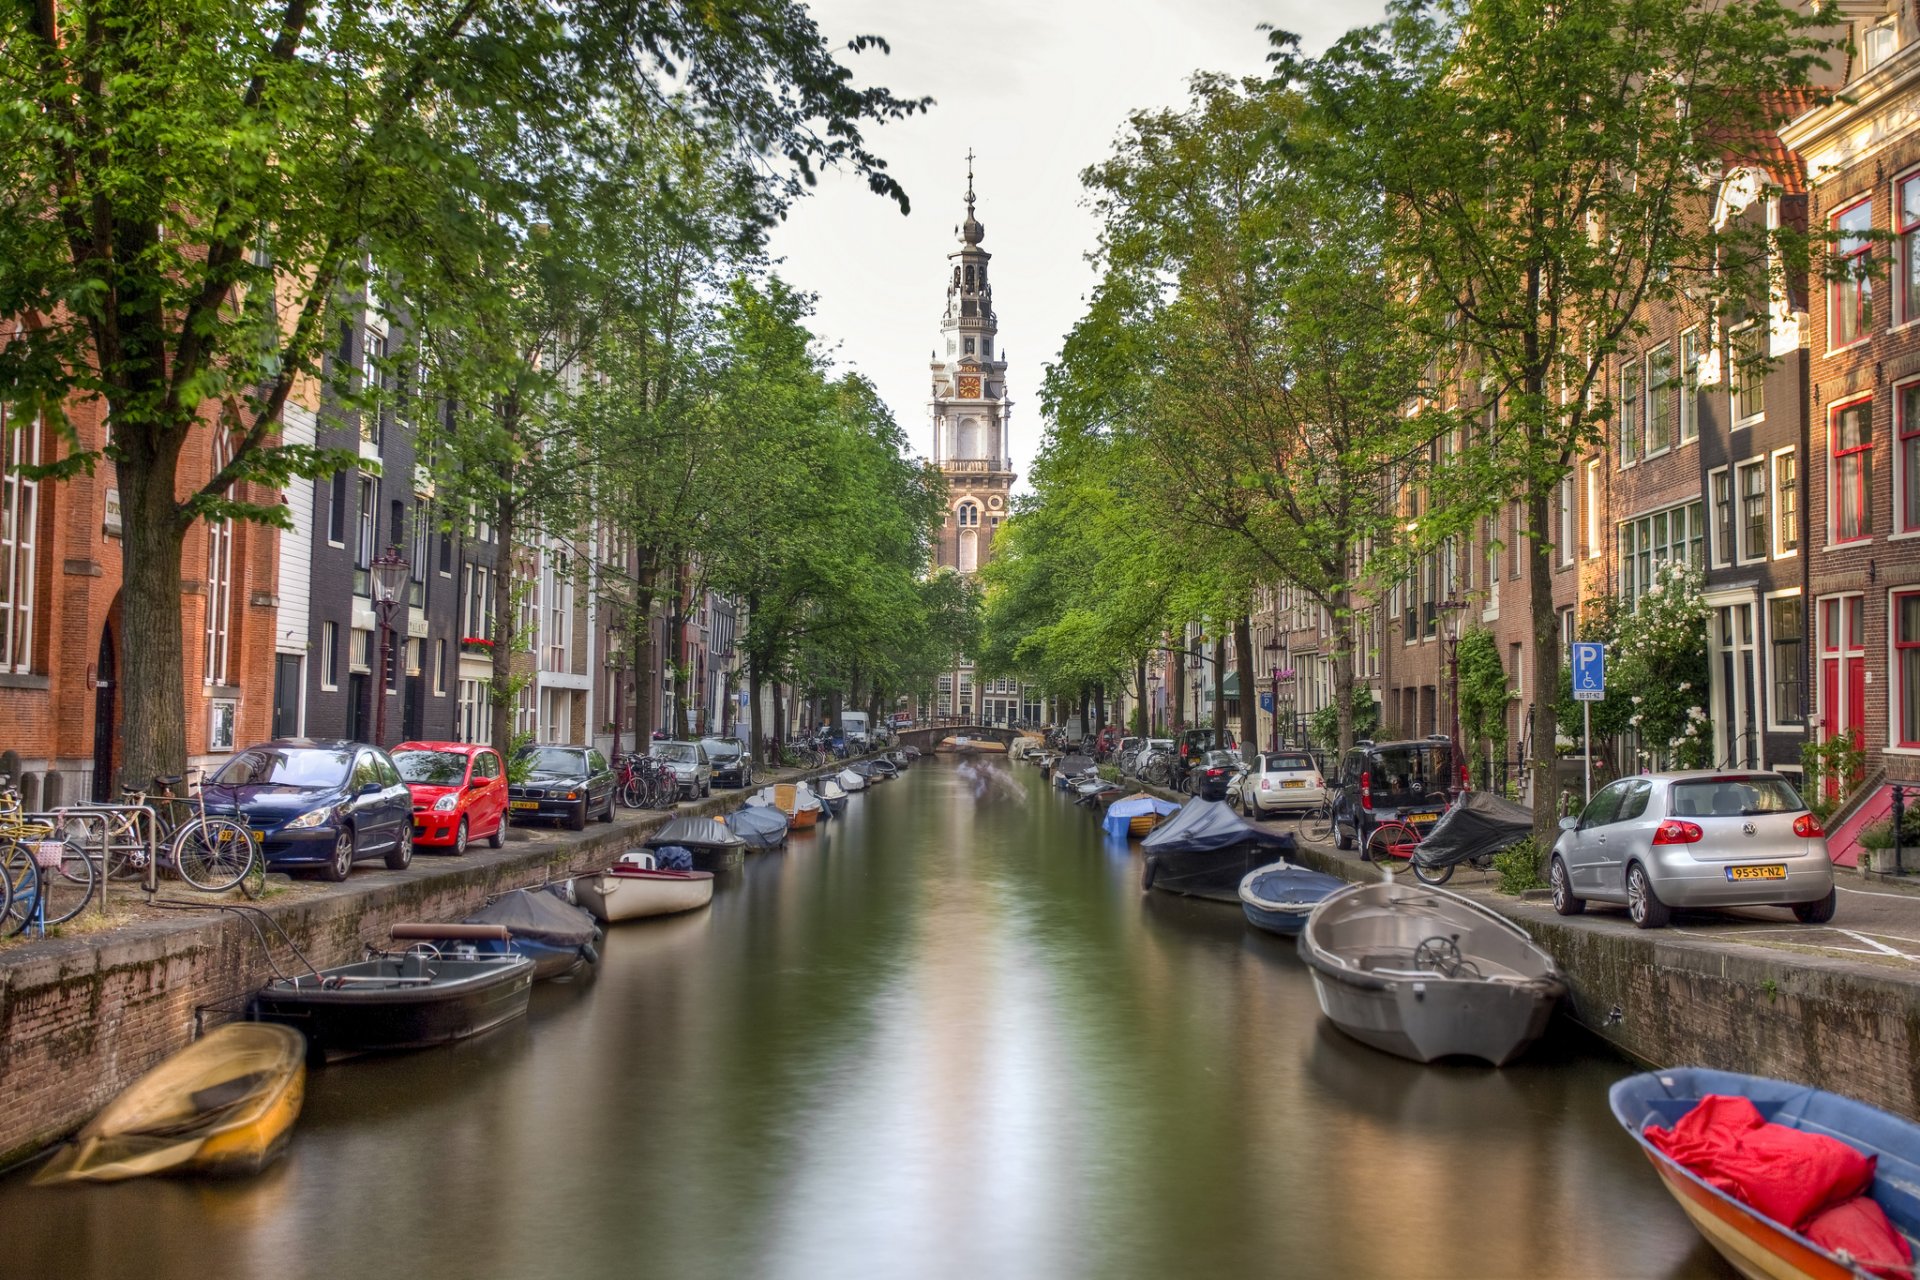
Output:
[[965, 148, 976, 213]]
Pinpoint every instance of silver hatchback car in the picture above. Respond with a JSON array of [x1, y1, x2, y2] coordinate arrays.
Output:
[[1549, 771, 1834, 929]]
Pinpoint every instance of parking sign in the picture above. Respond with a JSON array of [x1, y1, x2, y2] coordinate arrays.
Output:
[[1572, 642, 1606, 701]]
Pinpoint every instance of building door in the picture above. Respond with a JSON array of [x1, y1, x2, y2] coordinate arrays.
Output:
[[1817, 594, 1866, 798], [402, 673, 423, 742], [1710, 600, 1759, 769], [272, 654, 303, 739], [346, 672, 369, 743], [92, 624, 116, 801]]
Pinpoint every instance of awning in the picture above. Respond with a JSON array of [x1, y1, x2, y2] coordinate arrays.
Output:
[[1220, 670, 1240, 698]]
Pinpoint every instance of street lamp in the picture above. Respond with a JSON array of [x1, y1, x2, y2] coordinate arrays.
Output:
[[1262, 637, 1288, 752], [1437, 597, 1470, 800], [369, 545, 411, 748]]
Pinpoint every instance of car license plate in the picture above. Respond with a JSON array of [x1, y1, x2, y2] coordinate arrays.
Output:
[[1281, 780, 1305, 789], [1726, 864, 1787, 881], [510, 800, 540, 811], [1409, 812, 1438, 825]]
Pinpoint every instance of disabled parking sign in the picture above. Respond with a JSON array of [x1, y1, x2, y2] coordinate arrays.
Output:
[[1572, 642, 1605, 702]]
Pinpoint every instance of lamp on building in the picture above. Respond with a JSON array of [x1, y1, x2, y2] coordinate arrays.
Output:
[[1438, 596, 1471, 800], [606, 610, 629, 764], [369, 545, 411, 748]]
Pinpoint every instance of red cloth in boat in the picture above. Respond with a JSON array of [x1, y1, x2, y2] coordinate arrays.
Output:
[[1804, 1196, 1913, 1279], [1646, 1095, 1877, 1229]]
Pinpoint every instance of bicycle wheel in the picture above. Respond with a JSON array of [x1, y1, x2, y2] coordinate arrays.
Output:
[[33, 841, 95, 926], [1364, 822, 1420, 868], [0, 843, 41, 936], [620, 779, 643, 809], [172, 817, 258, 892], [1300, 803, 1334, 845]]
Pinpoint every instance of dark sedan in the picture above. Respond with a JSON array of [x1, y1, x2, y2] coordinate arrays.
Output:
[[703, 737, 752, 788], [508, 745, 617, 831], [202, 740, 414, 881], [1188, 750, 1243, 802]]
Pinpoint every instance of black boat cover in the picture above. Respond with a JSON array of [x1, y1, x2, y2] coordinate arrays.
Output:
[[465, 889, 598, 947], [1412, 790, 1533, 870], [1142, 798, 1295, 854], [725, 804, 789, 850], [1056, 754, 1094, 775], [644, 816, 747, 851]]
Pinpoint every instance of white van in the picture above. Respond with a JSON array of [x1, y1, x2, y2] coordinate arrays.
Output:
[[840, 711, 871, 746]]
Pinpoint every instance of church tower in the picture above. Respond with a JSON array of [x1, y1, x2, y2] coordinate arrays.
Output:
[[930, 153, 1016, 577]]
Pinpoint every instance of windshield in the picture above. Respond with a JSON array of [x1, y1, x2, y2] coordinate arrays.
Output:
[[519, 748, 585, 776], [1264, 754, 1314, 773], [1669, 776, 1806, 818], [393, 750, 469, 785], [214, 748, 352, 789], [652, 743, 696, 763], [1204, 751, 1238, 767], [1367, 744, 1451, 806], [702, 739, 739, 760]]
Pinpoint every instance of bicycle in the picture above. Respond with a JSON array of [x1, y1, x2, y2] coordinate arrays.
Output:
[[1363, 819, 1423, 869], [63, 772, 261, 895], [1295, 799, 1335, 845], [0, 776, 93, 934]]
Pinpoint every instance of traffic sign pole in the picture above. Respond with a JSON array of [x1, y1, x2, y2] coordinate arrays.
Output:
[[1584, 701, 1591, 804]]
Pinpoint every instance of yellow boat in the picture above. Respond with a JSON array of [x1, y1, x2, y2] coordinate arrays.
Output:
[[773, 782, 821, 829], [34, 1023, 307, 1184]]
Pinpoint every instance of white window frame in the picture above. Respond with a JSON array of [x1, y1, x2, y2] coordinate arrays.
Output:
[[208, 698, 237, 752], [434, 638, 447, 696], [1644, 340, 1674, 458], [1771, 445, 1799, 559], [1585, 459, 1602, 558], [320, 621, 339, 691], [1559, 471, 1575, 568], [1897, 166, 1920, 330], [1678, 326, 1701, 444], [1730, 322, 1767, 427], [1735, 455, 1769, 566], [204, 431, 235, 686], [1708, 465, 1733, 569], [1763, 587, 1805, 734], [1893, 587, 1920, 754], [1, 407, 39, 674], [1897, 376, 1920, 540], [1863, 18, 1898, 74]]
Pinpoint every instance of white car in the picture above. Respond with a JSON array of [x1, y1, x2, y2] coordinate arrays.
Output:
[[1236, 750, 1327, 816]]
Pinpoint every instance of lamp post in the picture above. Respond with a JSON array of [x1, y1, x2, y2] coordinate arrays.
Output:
[[1438, 597, 1470, 800], [607, 611, 629, 764], [1262, 637, 1288, 752], [369, 545, 411, 749]]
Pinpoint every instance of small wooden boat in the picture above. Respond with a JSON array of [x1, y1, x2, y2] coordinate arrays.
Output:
[[814, 775, 849, 817], [249, 929, 535, 1058], [887, 749, 912, 769], [869, 758, 899, 780], [748, 782, 823, 829], [1141, 799, 1295, 903], [647, 815, 749, 870], [34, 1024, 306, 1184], [726, 802, 790, 851], [1613, 1068, 1920, 1280], [1102, 793, 1180, 840], [465, 888, 601, 979], [1238, 861, 1348, 936], [574, 852, 715, 922], [1298, 880, 1565, 1065], [838, 766, 869, 792]]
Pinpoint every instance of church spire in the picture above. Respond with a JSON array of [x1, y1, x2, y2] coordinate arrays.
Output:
[[959, 146, 985, 247]]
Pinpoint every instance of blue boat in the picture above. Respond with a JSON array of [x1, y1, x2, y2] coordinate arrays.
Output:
[[726, 803, 790, 852], [1102, 793, 1181, 840], [464, 888, 601, 981], [1237, 861, 1347, 936], [1611, 1067, 1920, 1280]]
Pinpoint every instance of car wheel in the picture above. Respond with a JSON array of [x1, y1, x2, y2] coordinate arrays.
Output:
[[701, 780, 711, 798], [1626, 863, 1671, 929], [1550, 856, 1586, 916], [1792, 888, 1837, 925], [599, 790, 615, 823], [569, 799, 588, 832], [487, 816, 505, 849], [1335, 822, 1354, 852], [385, 826, 413, 871], [322, 827, 355, 882], [453, 817, 469, 857]]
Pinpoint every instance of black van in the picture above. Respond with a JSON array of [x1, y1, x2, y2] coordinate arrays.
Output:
[[1330, 738, 1455, 853]]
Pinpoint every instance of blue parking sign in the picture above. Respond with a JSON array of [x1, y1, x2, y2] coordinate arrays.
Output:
[[1259, 692, 1275, 712], [1572, 642, 1606, 701]]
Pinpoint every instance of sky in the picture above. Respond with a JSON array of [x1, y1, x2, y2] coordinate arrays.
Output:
[[766, 0, 1388, 491]]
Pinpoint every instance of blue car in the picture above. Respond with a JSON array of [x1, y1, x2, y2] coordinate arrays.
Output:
[[202, 740, 415, 881]]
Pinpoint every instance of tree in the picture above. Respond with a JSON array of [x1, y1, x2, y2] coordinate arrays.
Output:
[[1296, 0, 1831, 839], [0, 0, 924, 786]]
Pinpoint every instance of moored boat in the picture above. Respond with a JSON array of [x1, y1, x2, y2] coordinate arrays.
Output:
[[1101, 792, 1181, 840], [33, 1024, 307, 1184], [814, 774, 849, 816], [574, 851, 716, 922], [837, 766, 868, 793], [249, 930, 535, 1058], [748, 781, 824, 828], [869, 758, 899, 780], [464, 888, 601, 980], [1140, 799, 1295, 903], [727, 802, 790, 851], [1298, 879, 1564, 1065], [647, 815, 749, 870], [1238, 861, 1348, 936], [1612, 1067, 1920, 1280]]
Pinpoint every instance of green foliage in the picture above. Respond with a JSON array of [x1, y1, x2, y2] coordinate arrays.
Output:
[[1494, 839, 1546, 895], [1614, 563, 1713, 769], [1802, 734, 1868, 818], [1860, 809, 1920, 852], [1310, 689, 1380, 754], [1456, 628, 1512, 761]]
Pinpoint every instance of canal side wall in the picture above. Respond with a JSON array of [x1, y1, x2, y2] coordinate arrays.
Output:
[[0, 763, 848, 1169]]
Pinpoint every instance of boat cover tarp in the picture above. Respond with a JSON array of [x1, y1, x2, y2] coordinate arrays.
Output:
[[816, 777, 847, 801], [465, 888, 598, 947], [1240, 861, 1347, 910], [652, 846, 694, 871], [726, 804, 789, 849], [1103, 794, 1180, 840], [836, 768, 866, 791], [1056, 754, 1094, 776], [1142, 798, 1293, 854], [1412, 790, 1533, 870], [1645, 1094, 1879, 1231], [644, 816, 746, 851]]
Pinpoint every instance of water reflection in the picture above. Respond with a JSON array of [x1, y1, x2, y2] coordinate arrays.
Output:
[[5, 758, 1724, 1279]]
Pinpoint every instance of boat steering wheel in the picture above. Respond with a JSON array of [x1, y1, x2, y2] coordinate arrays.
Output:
[[1413, 935, 1479, 979]]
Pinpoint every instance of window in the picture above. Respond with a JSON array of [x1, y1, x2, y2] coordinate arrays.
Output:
[[1509, 502, 1522, 579], [1769, 595, 1804, 727], [1585, 459, 1602, 558], [434, 639, 447, 696], [208, 699, 237, 752], [956, 502, 980, 527], [354, 473, 378, 594], [409, 506, 428, 606], [1900, 172, 1920, 326], [350, 627, 372, 673], [1618, 500, 1704, 607], [1645, 341, 1673, 455], [327, 470, 348, 545], [1710, 467, 1733, 567], [1831, 398, 1874, 542], [204, 431, 235, 685], [1, 408, 39, 673], [1678, 327, 1700, 443], [1774, 449, 1799, 555], [1902, 382, 1920, 534], [1731, 323, 1766, 423], [321, 621, 339, 690], [439, 529, 453, 577], [1832, 198, 1873, 349], [963, 337, 975, 355], [1863, 19, 1898, 73], [362, 332, 387, 446], [1738, 459, 1768, 563], [1558, 472, 1574, 567], [1899, 592, 1920, 747], [1618, 357, 1640, 467]]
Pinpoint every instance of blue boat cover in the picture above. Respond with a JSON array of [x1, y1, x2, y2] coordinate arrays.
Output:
[[1240, 861, 1347, 910], [653, 846, 693, 871], [1102, 794, 1182, 840], [465, 888, 598, 947], [643, 816, 746, 851], [726, 804, 789, 850], [1142, 798, 1295, 854]]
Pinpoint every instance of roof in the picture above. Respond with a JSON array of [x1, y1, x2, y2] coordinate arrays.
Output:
[[394, 740, 490, 754], [1705, 87, 1824, 196]]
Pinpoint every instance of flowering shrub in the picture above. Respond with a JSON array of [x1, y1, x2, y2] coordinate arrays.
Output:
[[1614, 561, 1713, 769]]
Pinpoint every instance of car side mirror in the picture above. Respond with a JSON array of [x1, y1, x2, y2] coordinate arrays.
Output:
[[1558, 816, 1579, 833], [359, 781, 382, 797]]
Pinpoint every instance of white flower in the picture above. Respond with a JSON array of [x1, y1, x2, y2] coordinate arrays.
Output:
[[1630, 714, 1643, 725], [1631, 695, 1643, 704], [1677, 682, 1690, 692]]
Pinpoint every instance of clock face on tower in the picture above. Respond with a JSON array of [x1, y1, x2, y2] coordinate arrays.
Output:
[[957, 374, 982, 398]]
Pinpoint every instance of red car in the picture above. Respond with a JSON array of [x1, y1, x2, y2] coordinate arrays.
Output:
[[392, 741, 509, 855]]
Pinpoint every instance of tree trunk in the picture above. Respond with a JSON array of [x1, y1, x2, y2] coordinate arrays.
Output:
[[773, 680, 786, 759], [1094, 682, 1106, 734], [669, 558, 689, 740], [489, 491, 517, 762], [748, 646, 764, 766], [1526, 481, 1561, 844], [1077, 686, 1090, 736], [115, 450, 190, 792], [1332, 585, 1358, 757], [1210, 635, 1225, 749], [1136, 655, 1149, 737], [1234, 616, 1258, 755], [632, 555, 656, 743], [1171, 643, 1186, 732]]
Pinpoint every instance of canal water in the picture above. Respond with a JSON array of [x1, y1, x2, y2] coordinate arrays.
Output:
[[8, 757, 1726, 1280]]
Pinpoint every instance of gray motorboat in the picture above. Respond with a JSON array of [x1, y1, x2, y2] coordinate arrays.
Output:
[[1297, 879, 1565, 1066]]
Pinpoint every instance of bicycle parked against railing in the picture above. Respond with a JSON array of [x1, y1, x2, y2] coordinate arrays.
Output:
[[58, 771, 261, 895], [617, 755, 681, 810], [0, 774, 94, 934]]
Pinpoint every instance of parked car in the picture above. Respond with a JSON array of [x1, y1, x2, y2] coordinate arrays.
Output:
[[1187, 749, 1243, 801], [650, 740, 711, 799], [508, 745, 617, 831], [1176, 728, 1236, 775], [1548, 771, 1835, 929], [392, 740, 509, 855], [202, 740, 413, 881], [1330, 738, 1455, 852], [1236, 750, 1327, 817], [703, 737, 752, 789]]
